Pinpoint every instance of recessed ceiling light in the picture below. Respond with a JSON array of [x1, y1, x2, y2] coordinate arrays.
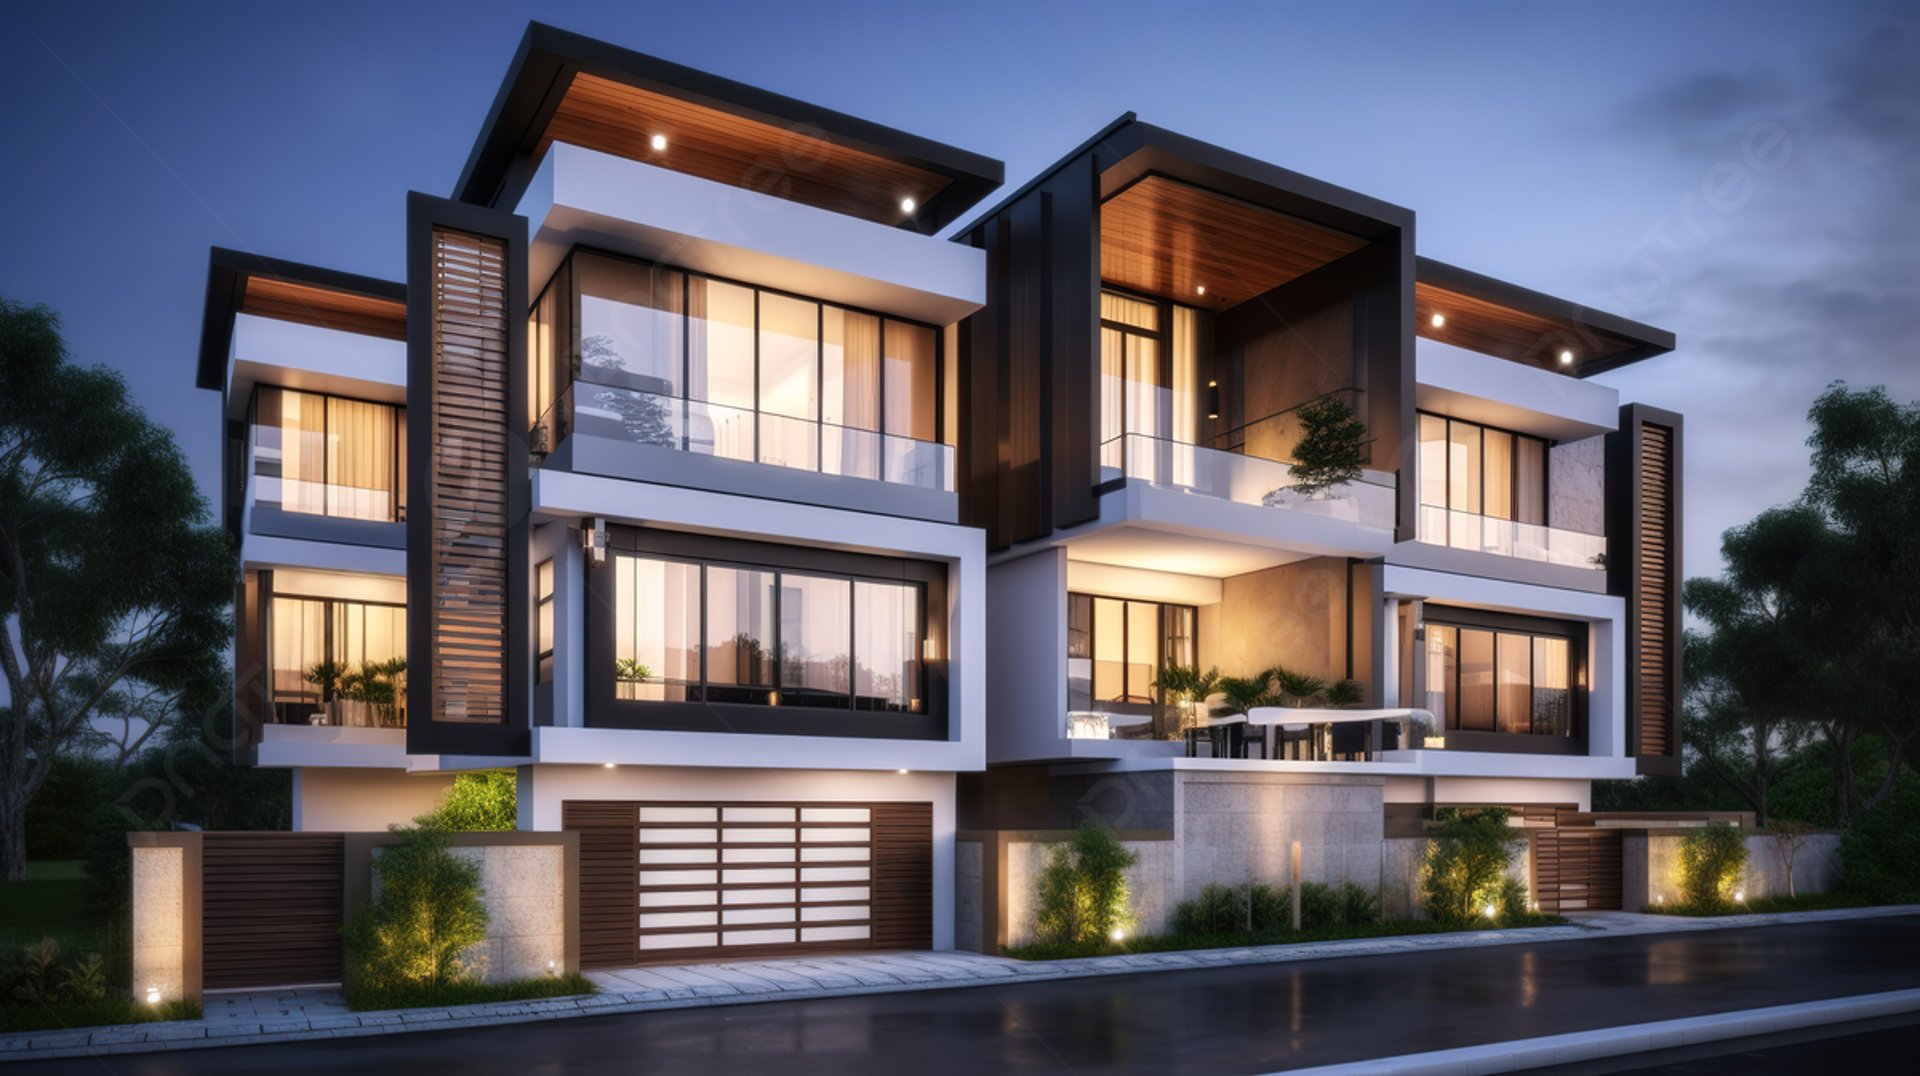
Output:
[[897, 768, 909, 775], [1430, 313, 1445, 328], [900, 197, 917, 214], [1196, 285, 1207, 296], [1558, 350, 1575, 366], [649, 133, 667, 152], [603, 762, 616, 769]]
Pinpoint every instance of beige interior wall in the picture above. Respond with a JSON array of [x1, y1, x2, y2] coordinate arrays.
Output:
[[294, 767, 457, 831], [1211, 557, 1349, 682]]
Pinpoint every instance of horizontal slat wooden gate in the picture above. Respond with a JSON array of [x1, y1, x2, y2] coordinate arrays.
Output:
[[1533, 827, 1622, 913], [565, 800, 932, 966], [201, 833, 345, 989]]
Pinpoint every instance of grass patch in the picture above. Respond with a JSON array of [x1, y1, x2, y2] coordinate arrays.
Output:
[[1642, 892, 1882, 916], [1005, 915, 1567, 961], [346, 973, 597, 1012], [0, 999, 200, 1035]]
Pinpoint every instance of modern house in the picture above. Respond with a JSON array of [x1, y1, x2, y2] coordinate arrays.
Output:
[[194, 24, 1681, 967]]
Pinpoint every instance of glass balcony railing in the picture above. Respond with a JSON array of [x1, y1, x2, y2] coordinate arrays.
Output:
[[1416, 504, 1606, 570], [535, 380, 956, 493], [1100, 433, 1398, 529]]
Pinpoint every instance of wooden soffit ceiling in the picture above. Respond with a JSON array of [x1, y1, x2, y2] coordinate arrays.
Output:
[[1100, 175, 1367, 307], [1416, 280, 1640, 373], [240, 277, 406, 340], [540, 73, 951, 227]]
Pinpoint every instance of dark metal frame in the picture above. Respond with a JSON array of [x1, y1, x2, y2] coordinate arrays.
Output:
[[1065, 592, 1199, 716], [249, 385, 408, 524], [1421, 603, 1589, 755], [1416, 411, 1552, 542]]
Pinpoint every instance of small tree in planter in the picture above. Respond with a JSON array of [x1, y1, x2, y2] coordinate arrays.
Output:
[[1288, 395, 1370, 497], [1421, 807, 1527, 924]]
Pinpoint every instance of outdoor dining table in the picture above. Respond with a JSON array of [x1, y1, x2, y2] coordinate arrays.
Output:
[[1236, 707, 1433, 761]]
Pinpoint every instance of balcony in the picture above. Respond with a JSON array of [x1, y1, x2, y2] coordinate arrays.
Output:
[[535, 380, 958, 517], [1100, 432, 1397, 531], [1416, 504, 1605, 570]]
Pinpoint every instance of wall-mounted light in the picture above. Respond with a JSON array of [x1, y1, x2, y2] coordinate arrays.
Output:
[[581, 517, 607, 567], [896, 768, 909, 775], [900, 197, 917, 214], [1430, 312, 1446, 328], [922, 637, 938, 662], [649, 133, 668, 152], [1558, 350, 1575, 367], [768, 690, 780, 707], [1195, 285, 1207, 297], [1206, 380, 1221, 421]]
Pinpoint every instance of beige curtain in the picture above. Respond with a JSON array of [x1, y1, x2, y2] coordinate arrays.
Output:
[[326, 397, 396, 521], [279, 389, 327, 515]]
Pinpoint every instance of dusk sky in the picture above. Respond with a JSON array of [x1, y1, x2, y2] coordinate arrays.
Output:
[[3, 0, 1915, 581]]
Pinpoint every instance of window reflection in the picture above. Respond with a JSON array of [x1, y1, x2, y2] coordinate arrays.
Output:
[[1426, 615, 1579, 739]]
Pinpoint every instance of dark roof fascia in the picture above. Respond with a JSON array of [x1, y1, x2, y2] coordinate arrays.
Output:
[[195, 247, 406, 391], [949, 112, 1139, 240], [453, 22, 1004, 234], [1416, 256, 1677, 375]]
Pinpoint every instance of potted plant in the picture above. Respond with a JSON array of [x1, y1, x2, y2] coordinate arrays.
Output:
[[1149, 663, 1220, 738], [614, 657, 653, 701], [303, 660, 349, 725], [1270, 394, 1370, 506]]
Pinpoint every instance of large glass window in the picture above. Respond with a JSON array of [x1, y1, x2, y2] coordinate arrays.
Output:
[[535, 559, 555, 685], [577, 256, 684, 396], [1424, 611, 1579, 738], [1066, 593, 1198, 714], [267, 571, 406, 727], [255, 386, 405, 523], [1418, 412, 1550, 532], [611, 552, 928, 713]]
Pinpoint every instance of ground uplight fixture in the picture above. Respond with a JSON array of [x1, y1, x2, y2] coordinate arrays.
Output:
[[1110, 927, 1126, 942], [649, 133, 667, 152], [146, 985, 162, 1005], [1734, 889, 1746, 903], [1483, 904, 1498, 919]]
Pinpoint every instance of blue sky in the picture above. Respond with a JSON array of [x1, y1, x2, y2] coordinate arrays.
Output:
[[2, 0, 1915, 579]]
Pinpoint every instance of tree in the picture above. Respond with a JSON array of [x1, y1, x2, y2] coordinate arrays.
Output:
[[1760, 819, 1819, 899], [417, 770, 517, 831], [1421, 807, 1526, 924], [343, 825, 489, 1001], [0, 300, 235, 880], [1288, 395, 1369, 496]]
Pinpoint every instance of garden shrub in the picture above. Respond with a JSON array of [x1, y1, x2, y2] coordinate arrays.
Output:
[[417, 770, 517, 831], [1033, 824, 1138, 946], [1421, 807, 1527, 924], [1838, 785, 1920, 903], [1674, 824, 1748, 910], [343, 826, 489, 1001], [1297, 881, 1340, 929], [1170, 880, 1382, 936]]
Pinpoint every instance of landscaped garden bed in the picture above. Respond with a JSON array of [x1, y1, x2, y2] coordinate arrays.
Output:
[[1007, 915, 1567, 961]]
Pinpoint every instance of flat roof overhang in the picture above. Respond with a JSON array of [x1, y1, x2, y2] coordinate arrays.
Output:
[[196, 247, 406, 391], [1416, 257, 1675, 377], [454, 22, 1004, 234]]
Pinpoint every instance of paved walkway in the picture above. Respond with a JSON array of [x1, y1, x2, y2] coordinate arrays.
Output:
[[3, 904, 1915, 1062]]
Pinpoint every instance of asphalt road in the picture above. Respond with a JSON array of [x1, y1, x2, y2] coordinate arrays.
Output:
[[24, 915, 1920, 1075]]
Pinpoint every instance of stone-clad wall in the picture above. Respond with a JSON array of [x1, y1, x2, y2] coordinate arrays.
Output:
[[1172, 772, 1385, 902], [356, 835, 574, 986], [130, 844, 189, 1006], [1623, 830, 1840, 909], [1548, 435, 1607, 537]]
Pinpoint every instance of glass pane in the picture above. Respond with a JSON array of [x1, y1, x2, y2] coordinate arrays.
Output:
[[536, 560, 554, 600], [576, 383, 683, 449], [269, 596, 326, 707], [1092, 596, 1125, 704], [1459, 628, 1495, 732], [1419, 415, 1449, 509], [779, 574, 850, 708], [823, 307, 880, 432], [1448, 421, 1482, 519], [1171, 306, 1200, 446], [759, 292, 819, 421], [1126, 600, 1158, 703], [1516, 437, 1547, 526], [1532, 636, 1572, 736], [1424, 624, 1458, 731], [615, 556, 700, 702], [326, 397, 397, 522], [758, 411, 818, 471], [684, 397, 754, 463], [1496, 632, 1531, 734], [706, 566, 776, 702], [854, 581, 920, 712], [823, 426, 881, 481], [278, 388, 327, 516], [1163, 605, 1196, 671], [1067, 594, 1092, 712], [576, 255, 684, 395], [1124, 335, 1164, 439], [537, 600, 554, 658], [882, 435, 948, 489], [529, 282, 556, 428], [1101, 291, 1159, 330], [688, 278, 756, 410], [1100, 326, 1125, 452], [1483, 429, 1514, 521], [883, 322, 937, 442]]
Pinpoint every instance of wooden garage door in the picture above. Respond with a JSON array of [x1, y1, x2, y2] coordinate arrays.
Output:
[[202, 833, 345, 989], [565, 800, 931, 965], [1533, 827, 1622, 913]]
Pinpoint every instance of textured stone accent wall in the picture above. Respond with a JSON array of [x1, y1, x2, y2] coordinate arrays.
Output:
[[1625, 830, 1840, 909], [954, 840, 983, 953], [1173, 772, 1385, 902], [1548, 435, 1606, 537], [1210, 558, 1349, 683], [1003, 839, 1174, 947], [131, 846, 186, 1005], [370, 842, 567, 984]]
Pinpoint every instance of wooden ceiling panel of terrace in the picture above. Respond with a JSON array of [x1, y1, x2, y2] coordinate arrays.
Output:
[[240, 277, 406, 340], [1416, 280, 1634, 372], [541, 73, 950, 226], [1100, 175, 1367, 307]]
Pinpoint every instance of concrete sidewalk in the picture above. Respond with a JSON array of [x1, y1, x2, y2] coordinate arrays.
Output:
[[4, 904, 1915, 1062]]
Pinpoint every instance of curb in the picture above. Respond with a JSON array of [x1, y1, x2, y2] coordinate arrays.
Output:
[[1275, 987, 1920, 1075], [4, 903, 1917, 1061]]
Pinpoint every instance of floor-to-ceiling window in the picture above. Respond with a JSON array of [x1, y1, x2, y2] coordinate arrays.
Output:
[[541, 250, 949, 488], [1422, 607, 1580, 741], [1418, 413, 1549, 551], [254, 386, 406, 523], [266, 569, 407, 726], [1067, 593, 1198, 735], [1099, 289, 1204, 481]]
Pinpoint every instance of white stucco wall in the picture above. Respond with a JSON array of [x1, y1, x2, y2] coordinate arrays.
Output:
[[293, 768, 456, 831], [987, 547, 1070, 763]]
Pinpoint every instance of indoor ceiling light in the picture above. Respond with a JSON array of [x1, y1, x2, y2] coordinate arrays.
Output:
[[900, 196, 917, 214], [1558, 349, 1575, 366], [649, 133, 667, 152], [1430, 312, 1445, 328]]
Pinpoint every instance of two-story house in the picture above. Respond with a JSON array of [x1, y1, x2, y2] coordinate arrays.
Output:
[[197, 24, 1003, 962]]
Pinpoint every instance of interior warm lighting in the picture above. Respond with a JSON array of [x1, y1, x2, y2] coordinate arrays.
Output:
[[1430, 312, 1446, 328], [768, 690, 781, 707], [900, 196, 917, 214], [897, 768, 909, 775], [649, 133, 667, 152], [1558, 350, 1575, 366], [922, 637, 938, 662]]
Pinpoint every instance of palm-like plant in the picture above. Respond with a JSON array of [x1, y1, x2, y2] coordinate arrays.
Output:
[[1268, 665, 1328, 707], [1322, 678, 1365, 708], [1150, 663, 1220, 706], [1216, 674, 1276, 717], [614, 657, 653, 681]]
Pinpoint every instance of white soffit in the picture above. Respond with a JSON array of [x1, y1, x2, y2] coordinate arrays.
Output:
[[1063, 523, 1315, 579], [1415, 337, 1618, 440]]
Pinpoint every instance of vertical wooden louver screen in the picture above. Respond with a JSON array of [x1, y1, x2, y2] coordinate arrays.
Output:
[[427, 227, 509, 724], [564, 801, 641, 969], [1636, 423, 1674, 758]]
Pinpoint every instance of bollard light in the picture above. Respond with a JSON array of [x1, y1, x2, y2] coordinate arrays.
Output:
[[146, 985, 162, 1006]]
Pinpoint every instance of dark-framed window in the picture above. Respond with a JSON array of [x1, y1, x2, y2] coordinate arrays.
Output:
[[266, 582, 407, 725], [1417, 412, 1548, 532], [1066, 592, 1198, 713], [1421, 605, 1583, 747], [251, 385, 407, 523], [531, 248, 949, 483], [587, 527, 947, 740], [1097, 287, 1204, 475], [535, 558, 555, 685]]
